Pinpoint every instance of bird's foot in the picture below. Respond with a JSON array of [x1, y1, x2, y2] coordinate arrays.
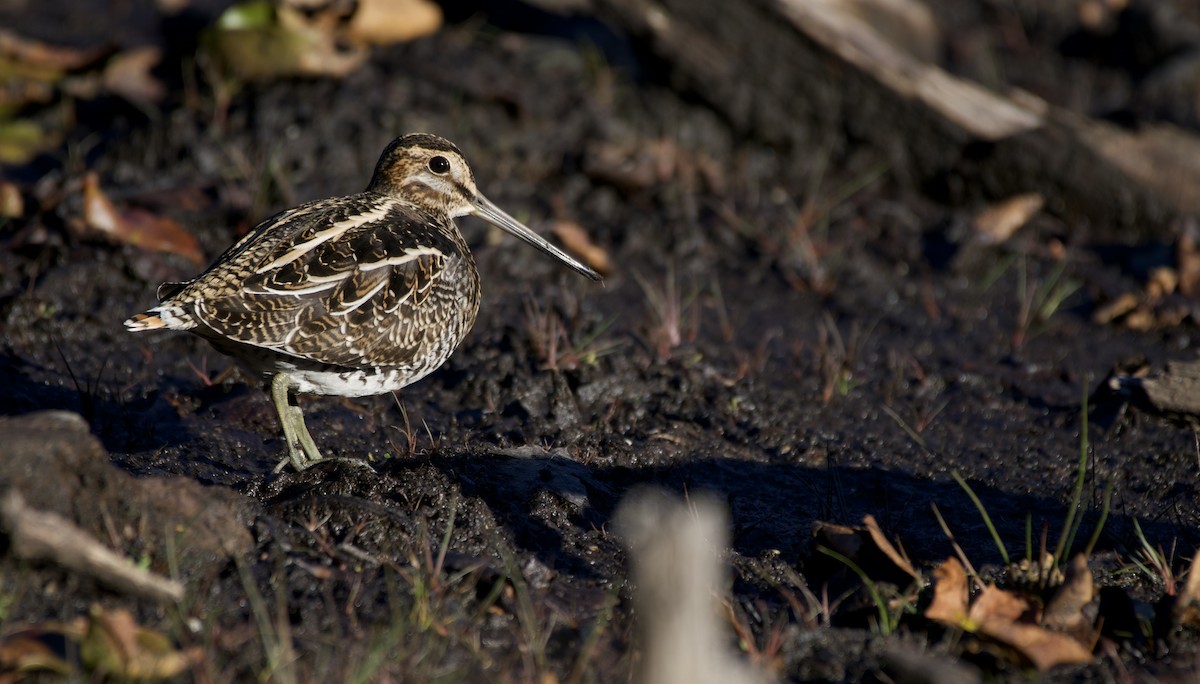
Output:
[[268, 373, 375, 474], [273, 452, 376, 474]]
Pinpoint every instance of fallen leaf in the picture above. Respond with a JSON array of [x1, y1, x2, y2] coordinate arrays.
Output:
[[977, 617, 1093, 670], [973, 193, 1044, 245], [156, 0, 191, 13], [863, 514, 920, 581], [1091, 291, 1140, 325], [345, 0, 443, 45], [552, 220, 612, 275], [1042, 553, 1095, 631], [1145, 266, 1178, 300], [103, 46, 166, 104], [961, 582, 1093, 670], [1172, 549, 1200, 628], [121, 207, 205, 264], [0, 626, 78, 676], [83, 172, 205, 264], [0, 29, 105, 71], [584, 141, 658, 191], [0, 181, 22, 217], [211, 0, 367, 80], [812, 518, 921, 587], [81, 605, 200, 680], [1124, 308, 1157, 331], [812, 520, 863, 560], [82, 171, 122, 234], [1077, 0, 1129, 31], [969, 584, 1029, 626], [0, 58, 60, 110], [925, 557, 969, 626], [1177, 226, 1200, 298], [0, 119, 54, 164]]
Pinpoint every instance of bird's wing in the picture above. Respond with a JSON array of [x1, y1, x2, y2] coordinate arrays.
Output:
[[183, 194, 462, 369]]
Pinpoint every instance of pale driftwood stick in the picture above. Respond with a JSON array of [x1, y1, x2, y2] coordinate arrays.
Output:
[[773, 0, 1200, 215], [1113, 359, 1200, 419], [593, 0, 1200, 231], [773, 0, 1044, 140], [0, 488, 184, 604]]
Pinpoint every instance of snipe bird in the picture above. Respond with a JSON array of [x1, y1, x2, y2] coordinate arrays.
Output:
[[125, 133, 601, 471]]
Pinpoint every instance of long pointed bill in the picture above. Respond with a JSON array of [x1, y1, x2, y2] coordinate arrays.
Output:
[[471, 194, 602, 281]]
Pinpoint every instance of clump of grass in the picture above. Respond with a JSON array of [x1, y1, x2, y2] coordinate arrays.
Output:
[[386, 396, 439, 459], [935, 380, 1112, 590], [813, 312, 874, 402], [982, 252, 1080, 349], [234, 555, 297, 684], [814, 545, 910, 635], [522, 295, 621, 371], [634, 264, 699, 360], [719, 153, 888, 293], [1129, 519, 1180, 594], [724, 597, 786, 675]]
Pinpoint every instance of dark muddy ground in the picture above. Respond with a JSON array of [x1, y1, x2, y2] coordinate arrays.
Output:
[[2, 0, 1200, 681]]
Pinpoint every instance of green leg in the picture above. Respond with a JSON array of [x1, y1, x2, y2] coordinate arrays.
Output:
[[271, 373, 323, 471]]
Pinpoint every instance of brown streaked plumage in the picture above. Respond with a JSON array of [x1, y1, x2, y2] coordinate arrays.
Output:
[[125, 133, 600, 471]]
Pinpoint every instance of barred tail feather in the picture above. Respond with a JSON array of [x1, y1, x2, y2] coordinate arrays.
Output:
[[124, 304, 195, 332]]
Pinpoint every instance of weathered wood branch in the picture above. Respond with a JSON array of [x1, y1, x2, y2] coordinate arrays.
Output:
[[592, 0, 1200, 236], [0, 489, 185, 604]]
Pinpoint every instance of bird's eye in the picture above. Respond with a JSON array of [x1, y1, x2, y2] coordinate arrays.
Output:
[[428, 156, 451, 174]]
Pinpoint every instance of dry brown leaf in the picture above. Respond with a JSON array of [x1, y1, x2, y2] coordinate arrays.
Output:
[[118, 207, 205, 265], [155, 0, 191, 12], [82, 605, 201, 680], [82, 171, 122, 234], [814, 518, 921, 586], [0, 120, 58, 165], [966, 582, 1093, 671], [1078, 0, 1128, 30], [1042, 553, 1095, 631], [968, 585, 1029, 625], [0, 29, 105, 70], [552, 220, 612, 275], [976, 618, 1093, 670], [924, 556, 1094, 670], [1092, 291, 1140, 325], [1124, 308, 1157, 331], [973, 192, 1044, 245], [0, 62, 59, 110], [584, 142, 657, 191], [103, 46, 165, 104], [1095, 223, 1200, 329], [1146, 266, 1179, 300], [345, 0, 442, 45], [212, 2, 366, 80], [0, 627, 77, 676], [0, 181, 22, 218], [925, 557, 969, 626], [1172, 549, 1200, 628], [284, 20, 366, 77], [863, 514, 920, 581], [1177, 229, 1200, 298], [812, 520, 863, 560], [83, 172, 204, 264]]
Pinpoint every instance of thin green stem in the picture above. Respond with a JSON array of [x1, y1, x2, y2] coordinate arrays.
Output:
[[951, 471, 1009, 565], [1055, 381, 1090, 563]]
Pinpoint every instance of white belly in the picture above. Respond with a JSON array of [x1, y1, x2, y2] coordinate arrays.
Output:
[[287, 364, 443, 397]]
